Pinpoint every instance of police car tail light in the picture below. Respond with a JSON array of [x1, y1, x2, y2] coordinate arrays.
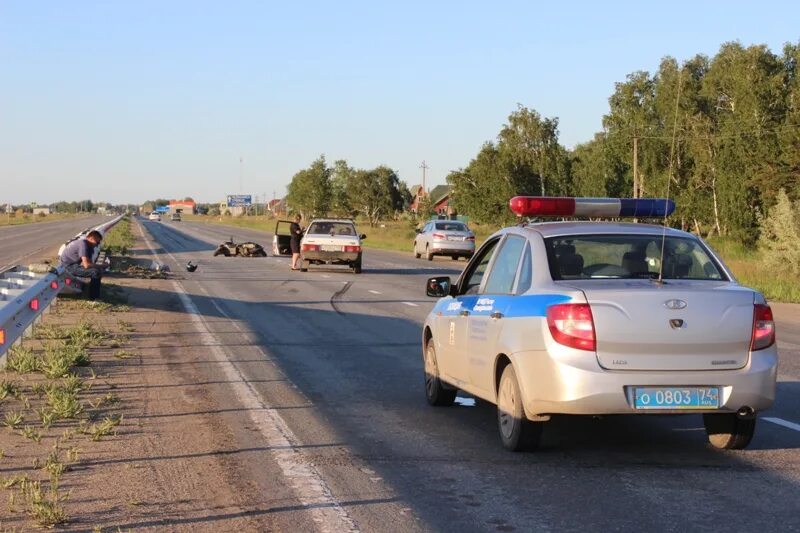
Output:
[[508, 196, 675, 218], [302, 244, 320, 252], [546, 303, 596, 351], [344, 245, 361, 253], [432, 233, 446, 240], [751, 304, 775, 351]]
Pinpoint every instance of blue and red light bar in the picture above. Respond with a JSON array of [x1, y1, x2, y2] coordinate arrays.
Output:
[[509, 197, 675, 218]]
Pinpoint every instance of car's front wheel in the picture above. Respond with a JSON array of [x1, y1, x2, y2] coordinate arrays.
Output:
[[423, 342, 456, 406], [703, 413, 756, 450], [497, 365, 543, 452]]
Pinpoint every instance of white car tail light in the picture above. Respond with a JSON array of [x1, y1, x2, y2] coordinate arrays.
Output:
[[344, 245, 361, 253], [751, 304, 775, 351], [546, 303, 596, 351], [302, 244, 320, 252], [432, 233, 445, 240]]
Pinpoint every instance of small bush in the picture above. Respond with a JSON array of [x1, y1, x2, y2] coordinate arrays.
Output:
[[5, 346, 41, 373], [758, 188, 800, 274]]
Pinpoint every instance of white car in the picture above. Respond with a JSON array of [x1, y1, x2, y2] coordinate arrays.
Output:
[[422, 196, 777, 452], [148, 212, 161, 221], [300, 219, 365, 273]]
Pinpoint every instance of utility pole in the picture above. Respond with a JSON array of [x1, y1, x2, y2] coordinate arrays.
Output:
[[420, 160, 429, 194], [632, 136, 639, 198]]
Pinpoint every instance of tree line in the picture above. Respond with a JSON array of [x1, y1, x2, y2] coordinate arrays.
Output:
[[447, 41, 800, 244], [286, 156, 411, 226]]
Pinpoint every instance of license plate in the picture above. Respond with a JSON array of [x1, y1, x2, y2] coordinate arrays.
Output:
[[321, 245, 341, 252], [447, 236, 464, 241], [633, 387, 719, 410]]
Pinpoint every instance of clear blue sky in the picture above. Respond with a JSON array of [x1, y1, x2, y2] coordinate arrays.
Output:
[[1, 0, 798, 205]]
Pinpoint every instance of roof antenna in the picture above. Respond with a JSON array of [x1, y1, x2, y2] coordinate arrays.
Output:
[[656, 68, 684, 285]]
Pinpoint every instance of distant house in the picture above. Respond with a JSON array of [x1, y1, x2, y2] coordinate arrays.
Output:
[[169, 200, 196, 215], [428, 185, 452, 216], [32, 207, 51, 216], [268, 198, 287, 216], [409, 184, 453, 215]]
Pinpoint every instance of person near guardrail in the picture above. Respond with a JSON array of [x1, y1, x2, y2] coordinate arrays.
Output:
[[59, 230, 105, 300]]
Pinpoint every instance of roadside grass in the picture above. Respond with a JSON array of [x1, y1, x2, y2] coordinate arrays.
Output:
[[0, 314, 134, 528], [101, 216, 135, 256]]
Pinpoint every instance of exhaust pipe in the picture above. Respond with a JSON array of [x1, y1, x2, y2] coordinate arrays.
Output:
[[737, 406, 755, 419]]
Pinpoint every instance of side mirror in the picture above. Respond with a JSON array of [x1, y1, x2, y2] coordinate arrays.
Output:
[[426, 276, 453, 297], [360, 234, 367, 240]]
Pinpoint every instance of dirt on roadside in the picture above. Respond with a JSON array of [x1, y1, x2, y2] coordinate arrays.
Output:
[[0, 234, 279, 531]]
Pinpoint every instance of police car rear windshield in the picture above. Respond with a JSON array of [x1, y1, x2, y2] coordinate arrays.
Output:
[[308, 221, 356, 236], [544, 235, 728, 281]]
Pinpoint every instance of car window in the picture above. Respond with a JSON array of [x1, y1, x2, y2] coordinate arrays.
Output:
[[482, 235, 526, 295], [461, 238, 500, 295], [435, 222, 467, 231], [308, 222, 356, 235], [515, 242, 532, 294]]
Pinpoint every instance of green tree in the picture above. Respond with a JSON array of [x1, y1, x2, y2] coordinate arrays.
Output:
[[287, 156, 332, 218], [348, 165, 404, 226]]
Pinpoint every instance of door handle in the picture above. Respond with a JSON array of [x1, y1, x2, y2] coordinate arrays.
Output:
[[459, 310, 470, 317], [491, 311, 504, 319]]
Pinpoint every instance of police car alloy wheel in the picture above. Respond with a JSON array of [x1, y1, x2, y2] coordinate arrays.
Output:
[[424, 342, 456, 406], [497, 365, 543, 452]]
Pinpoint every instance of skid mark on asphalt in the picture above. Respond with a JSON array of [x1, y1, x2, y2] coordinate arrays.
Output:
[[763, 417, 800, 432], [330, 281, 353, 315], [137, 221, 360, 533]]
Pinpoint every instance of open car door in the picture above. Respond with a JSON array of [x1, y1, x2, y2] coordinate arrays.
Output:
[[273, 220, 294, 256]]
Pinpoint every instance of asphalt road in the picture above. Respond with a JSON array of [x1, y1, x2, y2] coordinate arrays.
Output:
[[0, 215, 107, 270], [131, 217, 800, 533]]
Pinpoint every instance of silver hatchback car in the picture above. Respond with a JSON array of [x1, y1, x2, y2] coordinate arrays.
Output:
[[414, 220, 475, 261], [422, 197, 777, 452]]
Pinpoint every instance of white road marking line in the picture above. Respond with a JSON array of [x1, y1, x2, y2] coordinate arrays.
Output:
[[368, 290, 382, 295], [763, 417, 800, 432], [321, 274, 331, 278], [402, 301, 419, 307], [137, 222, 360, 533]]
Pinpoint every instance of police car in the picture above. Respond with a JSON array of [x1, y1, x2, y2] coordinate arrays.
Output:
[[422, 197, 777, 452]]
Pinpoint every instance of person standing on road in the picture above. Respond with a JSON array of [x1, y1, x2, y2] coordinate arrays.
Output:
[[290, 214, 303, 270], [59, 230, 105, 300]]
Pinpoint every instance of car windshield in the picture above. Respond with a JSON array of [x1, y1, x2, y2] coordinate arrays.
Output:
[[544, 234, 728, 281], [434, 222, 468, 232], [308, 221, 356, 236]]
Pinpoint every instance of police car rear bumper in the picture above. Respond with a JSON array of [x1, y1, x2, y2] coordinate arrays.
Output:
[[512, 346, 777, 417]]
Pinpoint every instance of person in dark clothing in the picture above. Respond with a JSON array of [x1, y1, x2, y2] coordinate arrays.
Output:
[[59, 230, 105, 300], [290, 214, 303, 270]]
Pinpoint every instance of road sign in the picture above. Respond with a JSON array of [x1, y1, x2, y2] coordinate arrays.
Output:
[[227, 195, 252, 207]]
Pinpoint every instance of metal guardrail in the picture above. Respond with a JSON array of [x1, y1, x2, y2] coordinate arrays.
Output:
[[0, 215, 125, 362]]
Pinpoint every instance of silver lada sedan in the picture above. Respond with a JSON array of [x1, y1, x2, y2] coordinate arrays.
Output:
[[422, 197, 777, 452]]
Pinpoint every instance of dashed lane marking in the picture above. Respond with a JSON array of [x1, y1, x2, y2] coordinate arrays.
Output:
[[402, 302, 419, 307], [368, 290, 382, 295], [763, 417, 800, 432]]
